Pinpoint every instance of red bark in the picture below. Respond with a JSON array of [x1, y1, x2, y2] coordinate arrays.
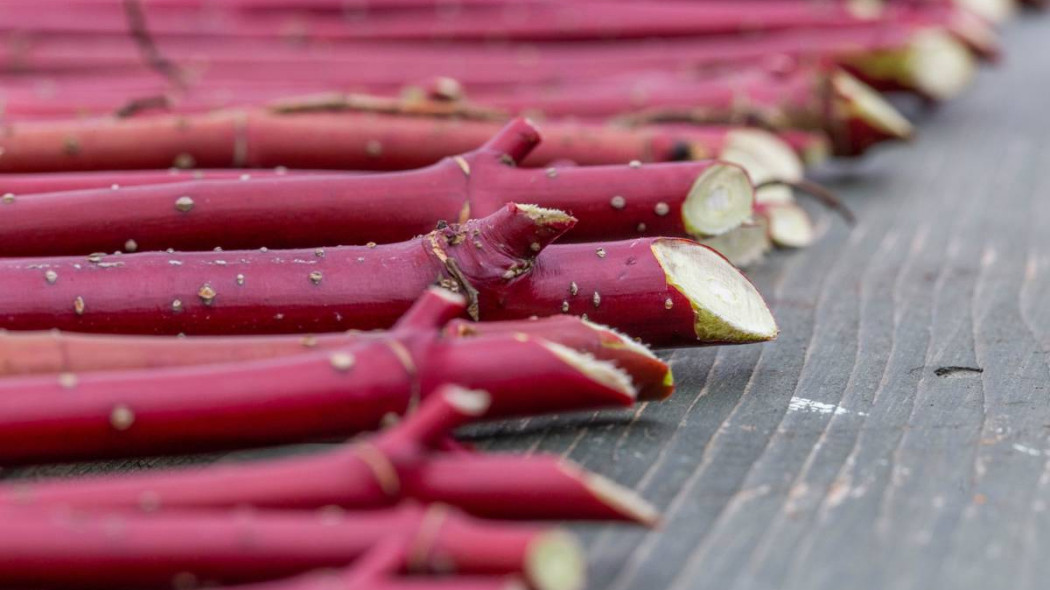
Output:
[[0, 503, 581, 590], [0, 315, 674, 400], [0, 108, 711, 171], [0, 203, 778, 347], [0, 0, 994, 45], [461, 65, 912, 157], [0, 167, 322, 193], [0, 8, 985, 93], [0, 118, 753, 252], [0, 289, 644, 463], [0, 386, 657, 524]]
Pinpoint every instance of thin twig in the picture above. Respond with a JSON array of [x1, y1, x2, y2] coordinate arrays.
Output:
[[756, 178, 856, 226]]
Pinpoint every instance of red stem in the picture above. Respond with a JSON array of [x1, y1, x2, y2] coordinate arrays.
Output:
[[0, 1, 986, 43], [444, 316, 673, 401], [0, 503, 579, 590], [235, 574, 526, 590], [0, 315, 674, 400], [463, 63, 911, 157], [0, 387, 657, 524], [0, 9, 985, 90], [0, 168, 325, 193], [0, 118, 751, 253], [0, 289, 643, 463], [0, 203, 778, 347], [227, 537, 527, 590], [0, 111, 702, 170]]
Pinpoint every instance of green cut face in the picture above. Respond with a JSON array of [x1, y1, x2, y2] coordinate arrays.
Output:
[[527, 531, 586, 590], [652, 238, 778, 344], [681, 163, 755, 239]]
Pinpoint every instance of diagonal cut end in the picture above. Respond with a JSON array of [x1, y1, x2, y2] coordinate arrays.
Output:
[[701, 221, 773, 269], [681, 163, 755, 239], [843, 30, 976, 101], [652, 238, 778, 343], [516, 203, 576, 228], [579, 469, 661, 527], [831, 71, 914, 150], [904, 30, 978, 101], [720, 128, 804, 206], [526, 532, 586, 590], [578, 318, 674, 400], [579, 318, 657, 361], [443, 387, 492, 417], [762, 203, 815, 248], [541, 342, 637, 403]]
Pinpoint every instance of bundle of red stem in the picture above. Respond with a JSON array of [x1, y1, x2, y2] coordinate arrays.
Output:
[[0, 8, 984, 99]]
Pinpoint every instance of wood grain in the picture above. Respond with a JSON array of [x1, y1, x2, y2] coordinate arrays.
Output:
[[475, 17, 1050, 590]]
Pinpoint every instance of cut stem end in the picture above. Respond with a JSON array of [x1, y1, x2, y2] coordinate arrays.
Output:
[[682, 163, 755, 239], [763, 203, 816, 248], [541, 342, 638, 404], [652, 239, 778, 343], [906, 30, 979, 101], [526, 532, 586, 590], [701, 222, 773, 269], [580, 469, 661, 527], [831, 71, 914, 152]]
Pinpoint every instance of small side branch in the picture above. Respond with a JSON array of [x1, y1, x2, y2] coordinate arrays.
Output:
[[756, 179, 856, 225]]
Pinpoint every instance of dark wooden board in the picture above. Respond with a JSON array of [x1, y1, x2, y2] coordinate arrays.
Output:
[[472, 17, 1050, 590], [5, 16, 1050, 590]]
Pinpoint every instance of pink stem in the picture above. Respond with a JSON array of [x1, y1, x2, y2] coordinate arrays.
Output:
[[0, 503, 572, 589], [0, 387, 657, 523], [0, 315, 674, 401], [0, 118, 748, 254], [0, 292, 639, 463], [0, 204, 778, 347]]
